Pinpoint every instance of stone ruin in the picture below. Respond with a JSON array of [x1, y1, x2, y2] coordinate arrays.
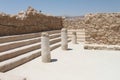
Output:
[[0, 7, 119, 49], [16, 11, 27, 20], [85, 13, 120, 45], [0, 6, 63, 36], [0, 7, 120, 80], [63, 13, 120, 50], [63, 16, 85, 29], [26, 6, 39, 15], [16, 6, 40, 20]]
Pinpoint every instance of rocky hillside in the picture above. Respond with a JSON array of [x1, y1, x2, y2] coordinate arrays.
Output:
[[0, 6, 62, 36]]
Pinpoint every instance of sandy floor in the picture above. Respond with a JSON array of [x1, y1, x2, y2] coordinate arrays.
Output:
[[6, 42, 120, 80]]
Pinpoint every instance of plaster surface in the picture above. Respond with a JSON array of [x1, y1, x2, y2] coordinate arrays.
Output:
[[6, 42, 120, 80]]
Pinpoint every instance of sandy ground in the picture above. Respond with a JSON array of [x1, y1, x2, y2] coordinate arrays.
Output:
[[6, 42, 120, 80]]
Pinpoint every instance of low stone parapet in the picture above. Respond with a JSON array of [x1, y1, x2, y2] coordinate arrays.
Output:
[[84, 44, 120, 50]]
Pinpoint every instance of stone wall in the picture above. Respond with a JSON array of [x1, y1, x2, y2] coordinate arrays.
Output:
[[85, 13, 120, 45], [0, 7, 120, 46], [63, 13, 120, 45], [63, 16, 85, 29], [0, 7, 63, 36]]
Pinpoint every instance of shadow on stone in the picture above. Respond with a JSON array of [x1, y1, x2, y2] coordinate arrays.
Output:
[[75, 43, 79, 44], [51, 59, 58, 62], [67, 48, 73, 50]]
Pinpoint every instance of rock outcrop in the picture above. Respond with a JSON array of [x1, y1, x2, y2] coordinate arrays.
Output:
[[16, 6, 40, 20], [26, 6, 39, 15], [16, 11, 26, 20]]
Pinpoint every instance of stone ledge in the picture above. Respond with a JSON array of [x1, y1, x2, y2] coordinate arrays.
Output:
[[84, 44, 120, 51], [0, 72, 26, 80]]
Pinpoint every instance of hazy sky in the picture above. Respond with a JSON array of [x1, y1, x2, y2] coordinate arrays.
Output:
[[0, 0, 120, 16]]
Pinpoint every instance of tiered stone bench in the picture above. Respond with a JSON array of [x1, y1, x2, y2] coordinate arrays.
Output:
[[68, 29, 86, 42], [0, 30, 71, 72]]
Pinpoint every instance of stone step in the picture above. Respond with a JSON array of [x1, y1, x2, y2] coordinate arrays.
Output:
[[0, 72, 26, 80], [78, 40, 85, 42], [0, 38, 70, 72], [68, 35, 85, 38], [68, 33, 85, 34], [68, 32, 85, 35], [68, 33, 85, 35], [0, 49, 41, 72], [68, 30, 85, 32], [68, 36, 86, 39], [0, 43, 41, 62], [68, 38, 71, 42], [50, 39, 71, 51], [84, 44, 120, 50], [0, 30, 60, 43], [50, 37, 61, 45], [0, 33, 61, 52], [0, 34, 61, 62], [77, 39, 85, 42], [77, 38, 85, 40], [68, 37, 85, 41], [48, 30, 60, 35], [0, 33, 41, 44], [49, 33, 61, 39], [68, 34, 86, 36], [68, 29, 85, 35], [68, 29, 85, 32], [0, 37, 41, 52], [50, 42, 61, 51]]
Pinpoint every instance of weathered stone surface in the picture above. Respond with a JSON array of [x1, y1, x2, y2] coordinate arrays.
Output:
[[67, 29, 85, 42], [85, 13, 120, 45], [0, 7, 62, 36], [61, 28, 68, 50], [72, 32, 77, 44], [63, 16, 85, 29], [41, 32, 51, 63], [63, 13, 120, 45], [26, 6, 39, 15], [0, 72, 26, 80], [84, 45, 120, 51], [0, 30, 62, 72]]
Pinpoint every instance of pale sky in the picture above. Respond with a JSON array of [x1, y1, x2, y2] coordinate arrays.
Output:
[[0, 0, 120, 16]]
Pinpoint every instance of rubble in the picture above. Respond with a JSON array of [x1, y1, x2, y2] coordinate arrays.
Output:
[[85, 13, 120, 45], [63, 16, 85, 29], [16, 10, 27, 20], [26, 6, 39, 15], [63, 13, 120, 45]]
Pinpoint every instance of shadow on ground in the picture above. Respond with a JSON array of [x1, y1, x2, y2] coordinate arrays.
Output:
[[51, 59, 58, 62]]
